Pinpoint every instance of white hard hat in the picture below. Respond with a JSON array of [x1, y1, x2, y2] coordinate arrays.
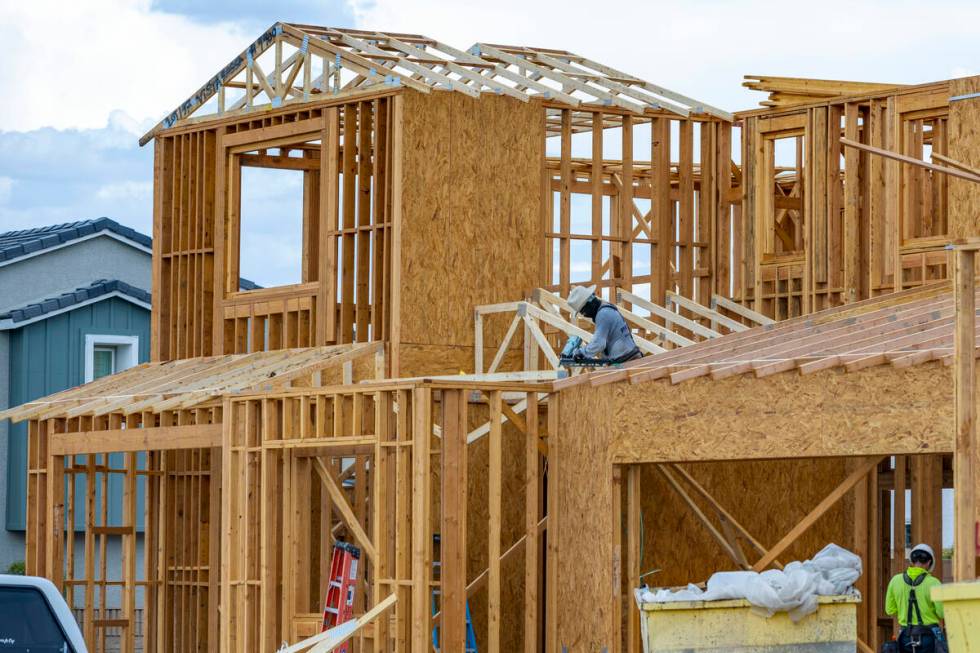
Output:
[[909, 543, 936, 572], [567, 285, 597, 316]]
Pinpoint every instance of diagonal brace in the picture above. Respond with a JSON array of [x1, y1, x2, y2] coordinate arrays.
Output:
[[313, 457, 378, 564]]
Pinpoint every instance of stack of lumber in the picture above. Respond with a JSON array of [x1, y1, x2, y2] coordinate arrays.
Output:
[[743, 75, 905, 108]]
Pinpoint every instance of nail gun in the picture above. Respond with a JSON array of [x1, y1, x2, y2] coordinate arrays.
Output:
[[558, 335, 610, 368]]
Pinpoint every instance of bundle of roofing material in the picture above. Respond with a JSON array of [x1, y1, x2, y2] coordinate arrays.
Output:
[[636, 544, 862, 622]]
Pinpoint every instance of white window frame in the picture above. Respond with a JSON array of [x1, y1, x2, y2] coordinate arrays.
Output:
[[84, 334, 139, 383]]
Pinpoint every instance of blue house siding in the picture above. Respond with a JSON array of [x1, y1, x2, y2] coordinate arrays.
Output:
[[6, 297, 150, 530]]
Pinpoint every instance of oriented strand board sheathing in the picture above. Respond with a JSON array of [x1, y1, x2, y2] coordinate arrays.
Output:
[[639, 459, 851, 588], [610, 363, 954, 463], [553, 382, 617, 651], [397, 91, 544, 352], [398, 344, 525, 377], [948, 75, 980, 239]]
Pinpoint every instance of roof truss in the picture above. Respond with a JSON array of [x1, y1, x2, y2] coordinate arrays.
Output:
[[140, 22, 731, 145]]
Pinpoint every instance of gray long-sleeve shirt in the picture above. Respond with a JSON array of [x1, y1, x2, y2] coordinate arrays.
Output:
[[574, 303, 639, 360]]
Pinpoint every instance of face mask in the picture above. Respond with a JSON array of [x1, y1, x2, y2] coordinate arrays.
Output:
[[581, 296, 601, 320]]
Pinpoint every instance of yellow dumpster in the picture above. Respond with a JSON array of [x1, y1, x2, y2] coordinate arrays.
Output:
[[932, 581, 980, 653], [635, 594, 859, 652]]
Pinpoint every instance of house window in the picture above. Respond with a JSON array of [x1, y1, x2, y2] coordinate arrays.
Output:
[[92, 347, 116, 379], [84, 335, 139, 383]]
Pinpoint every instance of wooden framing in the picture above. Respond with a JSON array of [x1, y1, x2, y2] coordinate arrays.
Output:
[[541, 111, 737, 305], [15, 23, 980, 653], [4, 344, 383, 653], [552, 354, 960, 650], [153, 95, 395, 361], [219, 380, 550, 652], [737, 81, 955, 319], [951, 239, 980, 579]]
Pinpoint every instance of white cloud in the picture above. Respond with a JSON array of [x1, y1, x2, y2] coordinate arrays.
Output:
[[96, 180, 152, 200], [0, 0, 251, 132], [0, 120, 153, 234], [346, 0, 980, 112], [0, 177, 14, 205]]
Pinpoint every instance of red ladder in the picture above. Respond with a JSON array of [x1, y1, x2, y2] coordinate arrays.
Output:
[[321, 541, 361, 653]]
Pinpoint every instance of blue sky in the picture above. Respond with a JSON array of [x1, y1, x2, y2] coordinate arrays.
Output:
[[1, 0, 978, 288]]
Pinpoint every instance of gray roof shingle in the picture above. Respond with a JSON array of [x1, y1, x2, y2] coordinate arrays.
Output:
[[0, 279, 152, 324], [0, 218, 152, 263]]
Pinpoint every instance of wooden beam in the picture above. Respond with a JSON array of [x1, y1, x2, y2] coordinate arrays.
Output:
[[525, 393, 540, 653], [840, 137, 980, 185], [410, 387, 432, 652], [710, 294, 775, 326], [312, 457, 378, 564], [668, 464, 783, 569], [626, 466, 641, 653], [440, 390, 467, 651], [753, 457, 884, 571], [657, 466, 747, 567], [952, 244, 978, 580], [49, 424, 221, 456], [488, 390, 503, 652], [279, 592, 397, 653], [932, 151, 980, 178]]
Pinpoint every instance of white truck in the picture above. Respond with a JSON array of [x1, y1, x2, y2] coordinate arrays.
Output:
[[0, 574, 87, 652]]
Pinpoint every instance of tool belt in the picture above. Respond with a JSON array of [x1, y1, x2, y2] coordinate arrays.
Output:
[[606, 347, 643, 365]]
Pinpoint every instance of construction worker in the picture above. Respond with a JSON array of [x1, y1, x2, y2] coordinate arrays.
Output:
[[566, 285, 642, 364], [883, 543, 945, 653]]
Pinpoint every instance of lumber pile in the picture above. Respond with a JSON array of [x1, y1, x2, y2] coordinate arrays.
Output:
[[743, 75, 905, 107]]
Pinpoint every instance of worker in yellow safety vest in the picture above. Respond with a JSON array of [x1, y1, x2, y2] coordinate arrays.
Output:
[[883, 543, 946, 653]]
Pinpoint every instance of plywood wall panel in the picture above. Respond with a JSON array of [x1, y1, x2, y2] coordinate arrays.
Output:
[[397, 91, 544, 365], [611, 363, 953, 463], [554, 382, 617, 651], [398, 344, 523, 378], [640, 459, 851, 588], [948, 75, 980, 239]]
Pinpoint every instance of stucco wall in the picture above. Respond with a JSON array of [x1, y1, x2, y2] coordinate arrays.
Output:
[[0, 235, 150, 314]]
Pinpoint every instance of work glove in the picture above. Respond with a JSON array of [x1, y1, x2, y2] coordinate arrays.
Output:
[[573, 348, 586, 361]]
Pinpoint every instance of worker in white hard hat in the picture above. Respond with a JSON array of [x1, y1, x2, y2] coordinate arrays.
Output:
[[883, 543, 945, 653], [565, 285, 642, 364]]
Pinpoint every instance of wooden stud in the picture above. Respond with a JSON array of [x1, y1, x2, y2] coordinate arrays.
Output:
[[525, 392, 541, 653], [411, 387, 432, 652], [440, 389, 468, 652], [953, 244, 978, 579], [488, 390, 503, 653]]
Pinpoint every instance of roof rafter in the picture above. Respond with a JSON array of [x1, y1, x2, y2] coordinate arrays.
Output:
[[140, 22, 730, 144]]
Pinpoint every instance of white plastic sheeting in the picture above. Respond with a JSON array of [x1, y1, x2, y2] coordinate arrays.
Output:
[[635, 544, 862, 622]]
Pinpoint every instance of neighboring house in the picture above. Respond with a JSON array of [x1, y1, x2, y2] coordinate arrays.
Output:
[[0, 219, 260, 573], [0, 219, 154, 570]]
